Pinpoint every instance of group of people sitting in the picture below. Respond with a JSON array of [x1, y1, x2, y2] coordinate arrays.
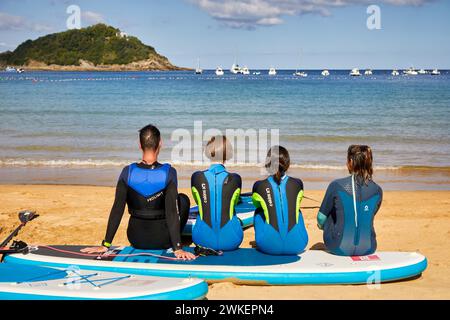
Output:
[[82, 124, 383, 259]]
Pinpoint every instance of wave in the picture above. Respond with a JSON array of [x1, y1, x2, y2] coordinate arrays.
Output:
[[0, 159, 130, 167], [2, 158, 449, 171]]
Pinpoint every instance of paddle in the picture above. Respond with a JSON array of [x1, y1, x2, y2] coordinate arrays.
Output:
[[0, 210, 38, 249]]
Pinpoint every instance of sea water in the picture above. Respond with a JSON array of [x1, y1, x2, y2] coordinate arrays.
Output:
[[0, 70, 449, 189]]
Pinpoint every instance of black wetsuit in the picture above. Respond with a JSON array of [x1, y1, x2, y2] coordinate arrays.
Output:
[[104, 162, 190, 250]]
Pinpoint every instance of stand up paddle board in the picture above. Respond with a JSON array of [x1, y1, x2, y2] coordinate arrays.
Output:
[[5, 246, 427, 285], [182, 195, 255, 236], [0, 263, 207, 300]]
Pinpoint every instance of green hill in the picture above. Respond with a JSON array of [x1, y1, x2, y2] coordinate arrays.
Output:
[[0, 24, 182, 70]]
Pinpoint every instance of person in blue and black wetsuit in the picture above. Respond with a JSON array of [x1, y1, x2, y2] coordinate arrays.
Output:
[[252, 146, 308, 255], [191, 135, 243, 251], [82, 124, 195, 260], [317, 145, 383, 256]]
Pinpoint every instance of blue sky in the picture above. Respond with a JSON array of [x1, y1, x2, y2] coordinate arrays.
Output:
[[0, 0, 449, 69]]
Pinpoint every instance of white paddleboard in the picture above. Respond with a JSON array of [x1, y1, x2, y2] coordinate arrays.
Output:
[[5, 246, 427, 285], [0, 263, 207, 300]]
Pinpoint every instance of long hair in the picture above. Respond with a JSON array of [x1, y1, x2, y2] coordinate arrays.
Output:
[[347, 145, 373, 183], [265, 146, 290, 184]]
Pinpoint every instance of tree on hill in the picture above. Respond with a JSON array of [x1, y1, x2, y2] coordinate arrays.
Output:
[[0, 24, 167, 67]]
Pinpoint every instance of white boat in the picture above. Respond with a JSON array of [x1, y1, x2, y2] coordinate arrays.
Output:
[[350, 68, 361, 76], [230, 63, 241, 74], [321, 70, 330, 77], [403, 67, 418, 76], [364, 69, 373, 75], [215, 66, 224, 76], [418, 69, 427, 75], [17, 68, 24, 73], [252, 71, 260, 75], [241, 66, 250, 75], [431, 69, 441, 75], [293, 71, 307, 77], [293, 52, 307, 77], [268, 67, 277, 76], [195, 58, 202, 74], [5, 66, 16, 72], [391, 69, 400, 76]]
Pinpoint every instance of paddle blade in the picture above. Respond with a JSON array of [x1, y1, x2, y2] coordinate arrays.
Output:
[[18, 210, 38, 224]]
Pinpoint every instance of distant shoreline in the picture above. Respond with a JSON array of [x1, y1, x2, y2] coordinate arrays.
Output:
[[1, 65, 192, 72]]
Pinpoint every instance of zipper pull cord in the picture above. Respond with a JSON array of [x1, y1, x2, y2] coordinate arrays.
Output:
[[351, 174, 358, 228]]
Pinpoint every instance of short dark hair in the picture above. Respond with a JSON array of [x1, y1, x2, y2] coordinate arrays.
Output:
[[139, 124, 161, 151]]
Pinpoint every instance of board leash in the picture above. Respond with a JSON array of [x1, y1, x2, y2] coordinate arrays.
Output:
[[37, 245, 181, 261]]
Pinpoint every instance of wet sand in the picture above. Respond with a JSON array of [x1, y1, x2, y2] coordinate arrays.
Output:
[[0, 185, 449, 299]]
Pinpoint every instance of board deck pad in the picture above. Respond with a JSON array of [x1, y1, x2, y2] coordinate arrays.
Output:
[[5, 246, 427, 285], [0, 263, 207, 300], [182, 195, 255, 236]]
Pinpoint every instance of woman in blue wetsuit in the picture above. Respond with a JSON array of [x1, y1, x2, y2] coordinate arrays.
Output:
[[252, 146, 308, 255], [191, 135, 243, 251], [317, 145, 383, 256]]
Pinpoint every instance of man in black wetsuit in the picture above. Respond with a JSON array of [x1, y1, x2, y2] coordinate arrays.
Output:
[[82, 124, 195, 260]]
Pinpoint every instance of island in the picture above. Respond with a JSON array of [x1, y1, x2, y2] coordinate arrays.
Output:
[[0, 24, 187, 71]]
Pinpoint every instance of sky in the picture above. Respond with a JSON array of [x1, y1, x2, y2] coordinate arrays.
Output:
[[0, 0, 449, 69]]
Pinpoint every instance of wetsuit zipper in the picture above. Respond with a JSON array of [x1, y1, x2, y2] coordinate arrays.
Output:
[[352, 175, 360, 246], [215, 174, 218, 236], [278, 184, 285, 231]]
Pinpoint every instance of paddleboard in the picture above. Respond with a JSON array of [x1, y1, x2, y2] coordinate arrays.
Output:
[[5, 246, 427, 285], [182, 195, 255, 236], [0, 263, 207, 300]]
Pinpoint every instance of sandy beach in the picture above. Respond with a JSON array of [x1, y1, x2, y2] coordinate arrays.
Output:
[[0, 184, 448, 299]]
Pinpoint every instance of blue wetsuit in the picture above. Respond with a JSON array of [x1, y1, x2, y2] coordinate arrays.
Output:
[[317, 175, 383, 256], [191, 164, 243, 251], [252, 175, 308, 255]]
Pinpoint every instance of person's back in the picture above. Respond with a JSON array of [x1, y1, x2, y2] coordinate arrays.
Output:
[[317, 145, 383, 256], [81, 124, 195, 261], [120, 161, 186, 249], [252, 146, 308, 255], [191, 136, 243, 251]]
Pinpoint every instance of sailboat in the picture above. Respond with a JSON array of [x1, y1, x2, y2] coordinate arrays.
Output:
[[293, 52, 307, 77], [418, 69, 427, 75], [215, 66, 224, 76], [431, 69, 441, 76], [350, 68, 362, 76], [195, 58, 202, 74], [403, 67, 418, 76]]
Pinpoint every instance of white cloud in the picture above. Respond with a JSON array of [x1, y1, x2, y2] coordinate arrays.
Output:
[[189, 0, 434, 29], [0, 12, 52, 32], [81, 11, 105, 26]]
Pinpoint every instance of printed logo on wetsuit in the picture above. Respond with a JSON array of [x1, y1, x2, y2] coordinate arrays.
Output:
[[265, 188, 274, 207], [364, 205, 369, 212], [147, 191, 163, 202], [201, 183, 208, 204]]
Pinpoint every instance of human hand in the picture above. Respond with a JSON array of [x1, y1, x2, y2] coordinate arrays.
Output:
[[174, 249, 196, 260], [80, 246, 108, 254]]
